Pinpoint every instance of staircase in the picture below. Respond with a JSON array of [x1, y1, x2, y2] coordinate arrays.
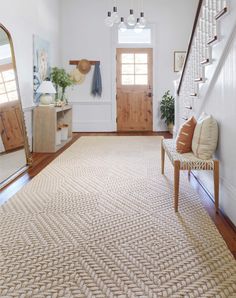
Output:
[[175, 0, 233, 133], [175, 0, 236, 226]]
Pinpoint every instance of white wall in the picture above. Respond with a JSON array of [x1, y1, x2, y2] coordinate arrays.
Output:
[[60, 0, 198, 132], [0, 0, 61, 146]]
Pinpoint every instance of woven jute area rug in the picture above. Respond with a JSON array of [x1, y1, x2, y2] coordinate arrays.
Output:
[[0, 136, 236, 297]]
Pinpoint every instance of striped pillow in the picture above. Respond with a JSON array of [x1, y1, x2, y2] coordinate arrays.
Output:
[[176, 116, 197, 153]]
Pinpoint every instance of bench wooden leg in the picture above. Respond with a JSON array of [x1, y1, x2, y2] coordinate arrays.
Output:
[[188, 169, 191, 181], [161, 140, 165, 175], [213, 160, 219, 213], [174, 160, 180, 212]]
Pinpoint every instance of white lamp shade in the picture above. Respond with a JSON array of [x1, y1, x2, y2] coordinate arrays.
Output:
[[36, 81, 56, 94]]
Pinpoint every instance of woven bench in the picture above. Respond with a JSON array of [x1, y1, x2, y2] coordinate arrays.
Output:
[[161, 138, 219, 213]]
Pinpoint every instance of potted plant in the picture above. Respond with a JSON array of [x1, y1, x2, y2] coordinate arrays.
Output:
[[51, 67, 74, 103], [160, 90, 175, 134]]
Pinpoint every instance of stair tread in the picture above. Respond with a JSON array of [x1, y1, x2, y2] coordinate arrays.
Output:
[[208, 36, 218, 45], [215, 7, 227, 20]]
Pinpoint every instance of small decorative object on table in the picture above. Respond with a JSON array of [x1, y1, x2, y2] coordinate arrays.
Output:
[[60, 124, 69, 141], [56, 128, 61, 146], [160, 90, 175, 134], [51, 67, 75, 103], [36, 80, 56, 105], [55, 100, 66, 107]]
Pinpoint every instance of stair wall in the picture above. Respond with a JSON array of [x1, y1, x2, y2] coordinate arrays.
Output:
[[176, 0, 236, 225]]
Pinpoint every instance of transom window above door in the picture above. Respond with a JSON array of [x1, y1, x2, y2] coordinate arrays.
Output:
[[121, 53, 148, 85]]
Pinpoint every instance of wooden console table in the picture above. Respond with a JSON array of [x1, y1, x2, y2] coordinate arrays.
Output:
[[33, 105, 72, 153]]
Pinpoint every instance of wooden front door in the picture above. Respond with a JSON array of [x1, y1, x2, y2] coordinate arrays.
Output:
[[0, 100, 24, 152], [116, 48, 153, 131]]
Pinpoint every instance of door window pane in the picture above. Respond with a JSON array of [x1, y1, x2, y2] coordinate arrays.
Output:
[[135, 54, 148, 63], [8, 91, 18, 101], [120, 51, 150, 86], [135, 75, 148, 85], [0, 83, 5, 94], [2, 69, 15, 81], [122, 64, 134, 75], [135, 64, 148, 75], [121, 54, 134, 64], [122, 75, 135, 85], [0, 93, 8, 103], [5, 80, 16, 92]]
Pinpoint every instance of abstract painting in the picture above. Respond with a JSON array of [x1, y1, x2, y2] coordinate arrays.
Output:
[[174, 51, 186, 72], [33, 35, 50, 103]]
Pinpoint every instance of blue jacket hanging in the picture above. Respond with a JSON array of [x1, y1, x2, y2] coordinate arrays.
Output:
[[92, 62, 102, 97]]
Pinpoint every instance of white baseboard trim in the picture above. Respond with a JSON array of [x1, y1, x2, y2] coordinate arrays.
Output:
[[73, 121, 115, 132], [23, 106, 35, 112], [193, 171, 236, 227]]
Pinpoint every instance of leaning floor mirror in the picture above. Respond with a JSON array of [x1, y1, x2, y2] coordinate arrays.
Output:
[[0, 24, 32, 190]]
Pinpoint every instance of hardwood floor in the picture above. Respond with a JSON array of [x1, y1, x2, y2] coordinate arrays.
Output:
[[0, 132, 235, 259]]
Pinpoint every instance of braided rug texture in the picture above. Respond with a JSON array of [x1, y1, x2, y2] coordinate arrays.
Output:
[[0, 136, 236, 298]]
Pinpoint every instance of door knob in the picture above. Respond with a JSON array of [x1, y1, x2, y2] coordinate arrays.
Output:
[[145, 92, 152, 97]]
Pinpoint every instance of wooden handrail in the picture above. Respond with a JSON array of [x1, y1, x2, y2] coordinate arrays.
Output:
[[177, 0, 203, 96]]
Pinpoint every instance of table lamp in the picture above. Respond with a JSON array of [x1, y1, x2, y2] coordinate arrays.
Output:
[[36, 80, 56, 105]]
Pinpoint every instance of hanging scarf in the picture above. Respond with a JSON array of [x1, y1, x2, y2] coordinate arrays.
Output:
[[91, 62, 102, 96]]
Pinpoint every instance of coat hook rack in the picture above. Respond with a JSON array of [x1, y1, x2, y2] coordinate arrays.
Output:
[[69, 60, 100, 66]]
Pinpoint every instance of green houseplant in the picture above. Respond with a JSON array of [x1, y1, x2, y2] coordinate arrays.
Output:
[[160, 90, 175, 134], [51, 67, 74, 103]]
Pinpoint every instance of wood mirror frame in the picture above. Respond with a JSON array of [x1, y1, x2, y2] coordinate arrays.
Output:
[[0, 23, 32, 189]]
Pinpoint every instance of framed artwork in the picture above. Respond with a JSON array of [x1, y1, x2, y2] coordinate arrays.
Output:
[[33, 35, 50, 103], [174, 51, 186, 72]]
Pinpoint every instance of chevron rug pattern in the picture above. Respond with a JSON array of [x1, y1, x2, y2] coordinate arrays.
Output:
[[0, 136, 236, 297]]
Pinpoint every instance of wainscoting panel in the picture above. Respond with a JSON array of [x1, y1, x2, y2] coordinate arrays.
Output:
[[71, 101, 115, 132]]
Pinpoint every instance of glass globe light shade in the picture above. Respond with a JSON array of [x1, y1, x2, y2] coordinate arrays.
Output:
[[104, 12, 114, 27], [111, 7, 120, 24], [134, 18, 143, 33], [118, 17, 127, 32], [127, 9, 136, 26], [139, 12, 147, 28]]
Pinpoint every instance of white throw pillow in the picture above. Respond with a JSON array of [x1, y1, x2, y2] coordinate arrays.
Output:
[[192, 113, 218, 160]]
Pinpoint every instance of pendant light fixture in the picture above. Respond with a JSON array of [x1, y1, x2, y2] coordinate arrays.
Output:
[[134, 18, 142, 33], [139, 12, 147, 28], [118, 17, 127, 32], [139, 0, 147, 28], [105, 0, 147, 32], [104, 11, 114, 27], [111, 6, 120, 24], [127, 9, 136, 27]]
